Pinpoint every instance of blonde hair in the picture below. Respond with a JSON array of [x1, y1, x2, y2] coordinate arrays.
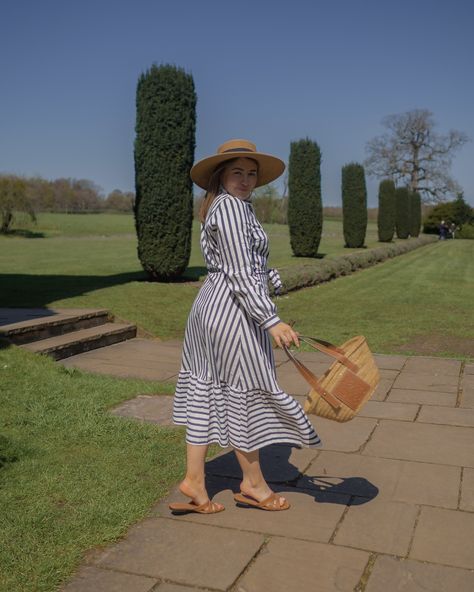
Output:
[[198, 157, 259, 223]]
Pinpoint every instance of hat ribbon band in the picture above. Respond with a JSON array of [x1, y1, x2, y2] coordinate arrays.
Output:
[[222, 147, 254, 154]]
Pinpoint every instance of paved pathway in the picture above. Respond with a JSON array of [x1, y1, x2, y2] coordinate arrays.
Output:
[[58, 339, 474, 591]]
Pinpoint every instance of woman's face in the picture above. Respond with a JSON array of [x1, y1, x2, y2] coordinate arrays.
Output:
[[221, 158, 258, 199]]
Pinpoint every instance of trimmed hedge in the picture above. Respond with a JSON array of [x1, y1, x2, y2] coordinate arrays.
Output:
[[270, 234, 437, 295]]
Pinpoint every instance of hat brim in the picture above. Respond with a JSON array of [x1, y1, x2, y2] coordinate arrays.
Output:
[[190, 151, 285, 190]]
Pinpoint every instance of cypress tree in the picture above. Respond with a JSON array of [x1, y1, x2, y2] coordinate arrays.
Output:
[[134, 64, 196, 279], [377, 179, 396, 242], [409, 191, 422, 237], [342, 163, 367, 248], [395, 187, 410, 238], [287, 138, 323, 257]]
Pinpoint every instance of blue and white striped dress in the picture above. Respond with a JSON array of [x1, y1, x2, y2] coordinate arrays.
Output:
[[173, 191, 321, 452]]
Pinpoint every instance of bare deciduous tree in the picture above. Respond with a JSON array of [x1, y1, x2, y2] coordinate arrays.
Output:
[[364, 109, 469, 203]]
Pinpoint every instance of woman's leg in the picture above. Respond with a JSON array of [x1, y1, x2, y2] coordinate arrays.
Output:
[[179, 443, 224, 509], [234, 448, 287, 507]]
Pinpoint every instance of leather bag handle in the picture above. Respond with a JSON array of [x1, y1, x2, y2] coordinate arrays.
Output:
[[297, 335, 360, 373], [282, 344, 342, 410]]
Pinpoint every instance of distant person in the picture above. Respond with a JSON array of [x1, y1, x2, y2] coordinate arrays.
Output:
[[439, 220, 448, 240], [170, 139, 321, 514], [449, 222, 457, 239]]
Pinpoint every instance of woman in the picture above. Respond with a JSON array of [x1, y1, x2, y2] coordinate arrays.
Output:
[[170, 139, 321, 514]]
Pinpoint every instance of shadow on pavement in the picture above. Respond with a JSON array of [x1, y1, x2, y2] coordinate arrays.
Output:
[[205, 444, 378, 506]]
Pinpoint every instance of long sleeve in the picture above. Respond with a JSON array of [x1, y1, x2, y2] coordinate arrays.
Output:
[[213, 196, 281, 330]]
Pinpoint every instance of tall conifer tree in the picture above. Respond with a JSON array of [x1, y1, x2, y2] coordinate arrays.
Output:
[[134, 64, 196, 279], [395, 187, 410, 239], [409, 191, 422, 237], [377, 179, 396, 242], [287, 138, 322, 257], [342, 163, 367, 248]]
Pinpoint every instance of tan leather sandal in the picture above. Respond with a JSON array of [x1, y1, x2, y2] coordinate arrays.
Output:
[[169, 499, 225, 514], [233, 491, 290, 511]]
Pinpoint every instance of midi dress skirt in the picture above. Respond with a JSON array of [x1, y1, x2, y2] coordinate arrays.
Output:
[[172, 192, 321, 452]]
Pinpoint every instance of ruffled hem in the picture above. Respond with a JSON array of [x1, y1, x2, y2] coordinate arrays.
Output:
[[173, 371, 321, 453]]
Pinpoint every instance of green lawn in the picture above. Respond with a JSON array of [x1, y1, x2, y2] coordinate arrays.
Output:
[[0, 346, 188, 592], [276, 239, 474, 359]]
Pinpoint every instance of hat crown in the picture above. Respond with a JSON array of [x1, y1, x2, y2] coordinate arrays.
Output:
[[217, 139, 257, 155]]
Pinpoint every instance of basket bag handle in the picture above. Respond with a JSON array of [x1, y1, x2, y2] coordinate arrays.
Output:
[[297, 336, 360, 373], [282, 336, 360, 411]]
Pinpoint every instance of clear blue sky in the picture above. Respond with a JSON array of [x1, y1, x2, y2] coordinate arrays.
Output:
[[1, 0, 473, 206]]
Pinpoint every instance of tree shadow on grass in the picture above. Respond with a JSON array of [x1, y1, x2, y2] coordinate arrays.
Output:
[[1, 229, 46, 238], [0, 266, 208, 310], [202, 444, 379, 507]]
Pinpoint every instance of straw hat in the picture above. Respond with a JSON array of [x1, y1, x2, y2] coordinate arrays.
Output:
[[191, 139, 285, 190]]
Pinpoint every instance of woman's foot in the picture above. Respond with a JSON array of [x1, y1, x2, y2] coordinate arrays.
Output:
[[239, 480, 288, 509], [177, 478, 225, 512]]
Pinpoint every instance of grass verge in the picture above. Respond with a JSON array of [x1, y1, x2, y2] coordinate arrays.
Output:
[[0, 345, 187, 592]]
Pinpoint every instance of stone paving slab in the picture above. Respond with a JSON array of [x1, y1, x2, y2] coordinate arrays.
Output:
[[358, 400, 419, 421], [392, 372, 459, 392], [410, 507, 474, 569], [162, 485, 350, 543], [387, 388, 457, 406], [417, 405, 474, 427], [365, 555, 474, 592], [464, 363, 474, 375], [363, 420, 474, 467], [460, 468, 474, 512], [62, 359, 180, 382], [61, 566, 157, 592], [371, 378, 395, 401], [157, 585, 203, 592], [304, 451, 460, 508], [94, 517, 264, 590], [333, 499, 419, 555], [311, 416, 377, 453], [461, 375, 474, 408], [0, 307, 107, 329], [61, 338, 181, 381], [237, 536, 369, 592], [373, 353, 408, 370], [402, 357, 462, 376], [111, 395, 175, 425], [379, 368, 401, 379]]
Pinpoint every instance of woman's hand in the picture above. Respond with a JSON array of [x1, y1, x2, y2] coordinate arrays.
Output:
[[268, 322, 300, 349]]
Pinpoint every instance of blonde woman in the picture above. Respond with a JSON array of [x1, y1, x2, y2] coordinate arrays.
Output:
[[170, 140, 320, 514]]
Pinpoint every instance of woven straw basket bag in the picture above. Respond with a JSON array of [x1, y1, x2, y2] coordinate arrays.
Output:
[[283, 335, 380, 422]]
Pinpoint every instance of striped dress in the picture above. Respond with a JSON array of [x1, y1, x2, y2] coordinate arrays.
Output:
[[173, 191, 321, 452]]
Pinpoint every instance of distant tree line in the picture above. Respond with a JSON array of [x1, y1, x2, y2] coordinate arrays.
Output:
[[0, 174, 134, 232]]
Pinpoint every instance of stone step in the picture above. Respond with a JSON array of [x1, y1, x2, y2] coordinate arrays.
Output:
[[0, 308, 111, 345], [20, 322, 137, 360]]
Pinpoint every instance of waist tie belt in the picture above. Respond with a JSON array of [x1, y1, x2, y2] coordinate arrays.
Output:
[[268, 268, 283, 295], [207, 268, 283, 295]]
